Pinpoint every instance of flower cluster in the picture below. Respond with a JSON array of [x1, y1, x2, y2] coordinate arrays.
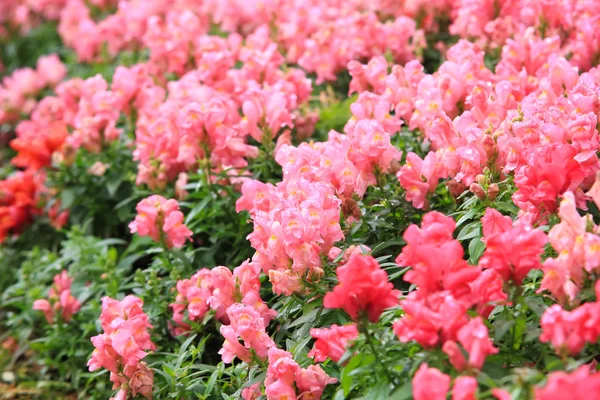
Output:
[[88, 296, 156, 400], [237, 178, 343, 295], [0, 170, 44, 243], [33, 270, 81, 324], [219, 303, 275, 364], [539, 190, 600, 305], [479, 208, 548, 285], [309, 324, 359, 363], [393, 212, 503, 372], [361, 38, 600, 222], [534, 365, 600, 399], [540, 279, 600, 357], [0, 54, 66, 125], [170, 260, 276, 336], [7, 0, 600, 399], [169, 269, 215, 336], [260, 348, 337, 400], [52, 0, 423, 83], [324, 253, 399, 322], [129, 195, 192, 249]]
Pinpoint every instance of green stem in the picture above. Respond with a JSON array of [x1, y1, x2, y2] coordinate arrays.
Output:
[[359, 316, 394, 385], [159, 231, 175, 271]]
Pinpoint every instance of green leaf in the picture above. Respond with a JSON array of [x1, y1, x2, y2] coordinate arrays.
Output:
[[371, 240, 405, 256], [468, 237, 485, 264], [60, 188, 77, 209], [389, 381, 412, 400], [457, 221, 481, 241], [106, 175, 122, 197], [287, 307, 320, 330], [366, 381, 391, 399], [525, 296, 547, 316], [204, 362, 224, 395], [494, 316, 515, 342]]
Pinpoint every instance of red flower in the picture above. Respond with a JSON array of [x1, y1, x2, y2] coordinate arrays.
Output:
[[308, 324, 359, 362], [324, 253, 399, 322], [412, 363, 450, 400], [479, 215, 547, 285], [11, 121, 68, 170]]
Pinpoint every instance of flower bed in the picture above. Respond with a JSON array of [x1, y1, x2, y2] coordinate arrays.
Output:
[[2, 1, 600, 399]]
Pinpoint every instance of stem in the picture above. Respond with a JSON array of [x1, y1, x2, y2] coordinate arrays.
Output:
[[359, 316, 394, 384], [159, 231, 175, 271]]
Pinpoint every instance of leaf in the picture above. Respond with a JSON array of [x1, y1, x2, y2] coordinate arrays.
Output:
[[175, 334, 197, 369], [341, 354, 363, 396], [287, 307, 320, 329], [493, 316, 515, 342], [454, 206, 478, 226], [468, 237, 485, 264], [525, 296, 547, 316], [389, 381, 412, 400], [204, 362, 223, 395], [366, 381, 391, 399], [371, 240, 405, 256], [97, 238, 127, 247], [106, 175, 123, 197], [457, 221, 481, 241], [513, 313, 527, 349], [170, 249, 193, 270], [60, 188, 77, 210]]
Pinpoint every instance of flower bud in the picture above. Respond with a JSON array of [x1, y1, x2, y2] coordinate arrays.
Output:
[[88, 161, 109, 176], [475, 174, 487, 185], [487, 183, 500, 201], [470, 183, 486, 200], [481, 134, 496, 160], [341, 197, 362, 220], [175, 173, 188, 200], [447, 180, 466, 198], [129, 363, 154, 400]]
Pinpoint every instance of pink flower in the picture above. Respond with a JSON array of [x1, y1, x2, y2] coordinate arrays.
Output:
[[33, 271, 80, 324], [170, 269, 215, 336], [59, 289, 81, 322], [412, 363, 450, 400], [481, 208, 513, 238], [88, 296, 155, 398], [469, 269, 507, 318], [265, 379, 296, 400], [492, 388, 512, 400], [263, 347, 335, 400], [175, 173, 188, 200], [587, 173, 600, 210], [394, 291, 469, 348], [397, 212, 480, 299], [539, 302, 600, 357], [242, 383, 262, 400], [443, 318, 498, 371], [398, 152, 442, 209], [219, 303, 275, 363], [534, 365, 600, 400], [33, 299, 54, 324], [129, 195, 192, 249], [295, 365, 337, 399], [238, 177, 343, 295], [348, 56, 389, 95], [324, 253, 399, 322], [36, 54, 67, 87], [452, 376, 478, 400], [479, 215, 547, 285], [308, 324, 359, 363], [219, 325, 252, 364], [129, 362, 154, 400]]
